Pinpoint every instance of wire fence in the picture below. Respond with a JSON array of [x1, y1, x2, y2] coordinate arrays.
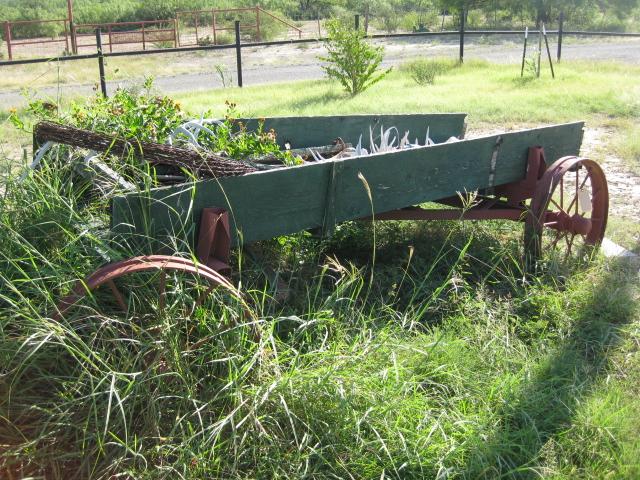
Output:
[[2, 11, 640, 96], [4, 6, 640, 61], [1, 8, 306, 60]]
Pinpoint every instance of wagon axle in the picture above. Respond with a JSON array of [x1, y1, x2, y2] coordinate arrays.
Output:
[[544, 211, 592, 236]]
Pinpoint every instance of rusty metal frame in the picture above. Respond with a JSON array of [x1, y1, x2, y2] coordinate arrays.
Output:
[[372, 146, 547, 224], [2, 18, 71, 60], [54, 254, 239, 319], [196, 207, 232, 274], [74, 20, 177, 52]]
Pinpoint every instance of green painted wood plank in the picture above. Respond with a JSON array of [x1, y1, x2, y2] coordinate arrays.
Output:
[[239, 113, 467, 148], [333, 122, 585, 222], [111, 122, 583, 250]]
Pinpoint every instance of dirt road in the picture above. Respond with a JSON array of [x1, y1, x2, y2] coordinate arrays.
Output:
[[1, 36, 639, 109]]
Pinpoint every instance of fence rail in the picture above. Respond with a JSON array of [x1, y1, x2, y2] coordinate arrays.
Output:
[[74, 20, 178, 53], [1, 7, 301, 59], [1, 17, 639, 94]]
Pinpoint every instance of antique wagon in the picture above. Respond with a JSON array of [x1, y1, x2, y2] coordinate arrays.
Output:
[[34, 113, 608, 316]]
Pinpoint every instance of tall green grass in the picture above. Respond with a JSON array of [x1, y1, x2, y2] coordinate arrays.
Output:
[[1, 157, 638, 477], [1, 66, 639, 478]]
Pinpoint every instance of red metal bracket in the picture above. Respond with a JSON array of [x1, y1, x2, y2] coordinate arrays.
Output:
[[495, 146, 547, 206], [196, 207, 231, 275], [371, 147, 547, 223]]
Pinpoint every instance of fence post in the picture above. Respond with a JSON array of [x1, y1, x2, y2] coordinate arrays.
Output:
[[212, 11, 217, 45], [175, 18, 180, 47], [355, 14, 360, 31], [4, 21, 12, 61], [68, 0, 77, 54], [536, 27, 542, 77], [459, 7, 465, 63], [255, 7, 261, 42], [95, 29, 107, 97], [63, 20, 70, 53], [235, 20, 243, 87], [142, 23, 146, 50], [520, 27, 528, 77], [557, 11, 564, 61], [364, 4, 370, 34]]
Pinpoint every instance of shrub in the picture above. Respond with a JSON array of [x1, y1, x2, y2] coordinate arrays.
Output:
[[374, 5, 401, 33], [319, 19, 391, 96], [197, 35, 215, 46], [215, 32, 234, 45], [404, 58, 458, 86]]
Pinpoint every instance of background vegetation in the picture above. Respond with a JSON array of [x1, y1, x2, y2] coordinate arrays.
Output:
[[1, 0, 640, 37]]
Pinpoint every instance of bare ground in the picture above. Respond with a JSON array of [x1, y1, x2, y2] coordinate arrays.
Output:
[[2, 37, 640, 109], [581, 127, 640, 223]]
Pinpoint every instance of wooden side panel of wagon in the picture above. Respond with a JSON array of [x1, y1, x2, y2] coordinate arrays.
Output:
[[111, 122, 583, 250], [240, 113, 468, 148]]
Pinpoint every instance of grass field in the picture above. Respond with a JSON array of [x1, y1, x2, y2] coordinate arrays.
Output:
[[1, 59, 639, 478]]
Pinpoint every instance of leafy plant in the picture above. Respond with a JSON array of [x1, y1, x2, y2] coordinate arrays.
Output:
[[214, 32, 234, 45], [404, 58, 458, 86], [214, 64, 233, 88], [197, 35, 215, 46], [319, 19, 391, 96], [11, 77, 185, 144], [189, 101, 300, 166], [523, 52, 539, 79], [69, 78, 185, 143]]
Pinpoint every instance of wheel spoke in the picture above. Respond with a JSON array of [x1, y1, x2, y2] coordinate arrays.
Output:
[[566, 173, 593, 215], [107, 280, 128, 312], [549, 198, 569, 215], [550, 230, 564, 250], [579, 172, 590, 191], [566, 234, 576, 256], [575, 170, 579, 214]]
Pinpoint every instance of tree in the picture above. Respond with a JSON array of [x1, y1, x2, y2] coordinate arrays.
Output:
[[319, 19, 392, 95]]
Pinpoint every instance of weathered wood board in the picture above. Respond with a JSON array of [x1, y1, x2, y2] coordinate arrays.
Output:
[[240, 113, 468, 148], [111, 121, 584, 250]]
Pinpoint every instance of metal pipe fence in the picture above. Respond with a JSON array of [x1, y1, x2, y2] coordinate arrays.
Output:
[[2, 15, 639, 95]]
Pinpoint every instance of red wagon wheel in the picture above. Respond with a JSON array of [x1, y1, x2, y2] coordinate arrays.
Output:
[[525, 156, 609, 267], [54, 255, 255, 334]]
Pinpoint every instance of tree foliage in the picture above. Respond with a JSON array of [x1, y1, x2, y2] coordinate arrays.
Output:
[[0, 0, 638, 34], [319, 19, 391, 95]]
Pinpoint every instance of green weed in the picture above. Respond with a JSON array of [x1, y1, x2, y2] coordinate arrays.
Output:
[[403, 57, 459, 85], [1, 65, 639, 478]]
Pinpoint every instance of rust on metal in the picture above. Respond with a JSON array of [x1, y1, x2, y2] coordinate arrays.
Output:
[[196, 208, 232, 273], [525, 155, 609, 262], [54, 255, 240, 319]]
